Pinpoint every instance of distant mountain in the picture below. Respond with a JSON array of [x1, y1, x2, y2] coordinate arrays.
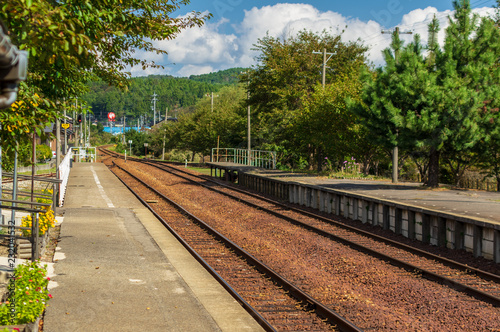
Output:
[[83, 68, 247, 122], [188, 67, 248, 85]]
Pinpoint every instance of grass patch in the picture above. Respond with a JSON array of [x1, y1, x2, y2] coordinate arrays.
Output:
[[19, 167, 56, 176], [186, 166, 211, 176], [324, 171, 389, 181]]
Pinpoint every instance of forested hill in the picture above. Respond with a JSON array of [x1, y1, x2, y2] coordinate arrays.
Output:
[[83, 68, 246, 122], [189, 67, 247, 85]]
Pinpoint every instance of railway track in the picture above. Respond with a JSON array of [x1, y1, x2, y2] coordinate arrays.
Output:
[[103, 149, 500, 305], [99, 149, 500, 331], [108, 156, 360, 332]]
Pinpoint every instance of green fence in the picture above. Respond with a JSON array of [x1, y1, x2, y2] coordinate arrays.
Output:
[[211, 148, 277, 169]]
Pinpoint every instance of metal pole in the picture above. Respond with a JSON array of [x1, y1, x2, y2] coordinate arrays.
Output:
[[152, 92, 157, 126], [31, 133, 35, 203], [9, 148, 18, 261], [64, 107, 67, 152], [83, 105, 86, 147], [247, 82, 251, 166], [88, 112, 91, 146], [322, 48, 326, 88], [0, 125, 2, 224], [122, 115, 124, 144], [55, 117, 60, 212], [162, 130, 166, 161], [74, 99, 79, 147]]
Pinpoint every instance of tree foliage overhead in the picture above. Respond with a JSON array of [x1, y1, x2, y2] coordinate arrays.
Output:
[[0, 0, 210, 163], [2, 0, 210, 91]]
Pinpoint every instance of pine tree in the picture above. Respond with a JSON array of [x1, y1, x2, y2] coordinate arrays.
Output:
[[353, 0, 500, 187]]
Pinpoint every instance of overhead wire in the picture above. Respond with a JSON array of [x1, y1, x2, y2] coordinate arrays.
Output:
[[361, 0, 497, 49]]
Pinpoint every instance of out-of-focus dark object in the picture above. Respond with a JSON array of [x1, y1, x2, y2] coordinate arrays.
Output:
[[0, 21, 28, 109]]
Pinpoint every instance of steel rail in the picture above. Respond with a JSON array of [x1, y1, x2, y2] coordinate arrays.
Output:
[[119, 154, 500, 307], [101, 149, 500, 306], [110, 160, 362, 332], [143, 157, 500, 283]]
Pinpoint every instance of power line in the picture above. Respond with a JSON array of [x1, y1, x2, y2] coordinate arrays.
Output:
[[363, 1, 497, 47]]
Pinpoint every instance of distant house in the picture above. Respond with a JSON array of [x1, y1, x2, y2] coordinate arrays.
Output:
[[151, 116, 178, 130], [42, 116, 75, 153]]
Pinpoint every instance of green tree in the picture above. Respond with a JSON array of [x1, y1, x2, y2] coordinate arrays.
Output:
[[296, 76, 366, 171], [246, 29, 368, 170], [1, 0, 210, 161], [474, 0, 500, 190], [352, 1, 500, 187], [159, 85, 246, 160]]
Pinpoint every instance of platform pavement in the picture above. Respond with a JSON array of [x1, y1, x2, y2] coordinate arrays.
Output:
[[234, 165, 500, 225], [43, 162, 264, 332], [287, 176, 500, 224]]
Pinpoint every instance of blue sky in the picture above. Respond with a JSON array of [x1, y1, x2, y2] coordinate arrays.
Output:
[[128, 0, 498, 77]]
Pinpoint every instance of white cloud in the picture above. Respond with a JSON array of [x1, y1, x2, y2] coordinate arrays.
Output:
[[128, 4, 498, 77], [177, 64, 215, 77]]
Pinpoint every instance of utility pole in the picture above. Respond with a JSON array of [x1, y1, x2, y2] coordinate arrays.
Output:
[[123, 116, 126, 144], [241, 71, 252, 165], [382, 27, 412, 184], [88, 112, 91, 146], [206, 92, 218, 112], [63, 106, 67, 153], [162, 129, 166, 161], [312, 48, 335, 88], [152, 92, 158, 126]]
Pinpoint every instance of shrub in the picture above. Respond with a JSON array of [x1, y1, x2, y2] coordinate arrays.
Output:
[[20, 190, 55, 237], [36, 145, 52, 163], [0, 261, 52, 325]]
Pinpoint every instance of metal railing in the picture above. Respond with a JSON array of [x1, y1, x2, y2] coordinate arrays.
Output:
[[2, 173, 61, 212], [58, 148, 73, 206], [458, 178, 498, 192], [0, 198, 50, 261], [211, 148, 277, 169], [72, 146, 96, 162]]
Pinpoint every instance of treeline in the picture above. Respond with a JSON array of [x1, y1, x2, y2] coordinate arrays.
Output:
[[82, 68, 245, 122], [189, 68, 247, 85]]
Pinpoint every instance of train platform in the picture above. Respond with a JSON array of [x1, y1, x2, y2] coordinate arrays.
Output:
[[43, 162, 264, 332], [208, 162, 500, 225], [209, 161, 500, 261]]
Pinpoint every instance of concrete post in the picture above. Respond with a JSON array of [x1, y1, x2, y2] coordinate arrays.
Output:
[[438, 217, 447, 247], [408, 210, 416, 240], [454, 221, 464, 250], [494, 230, 500, 264], [473, 225, 483, 258], [383, 205, 390, 230]]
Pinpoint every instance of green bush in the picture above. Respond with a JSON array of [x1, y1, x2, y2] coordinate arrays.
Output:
[[0, 261, 52, 325], [36, 145, 52, 162]]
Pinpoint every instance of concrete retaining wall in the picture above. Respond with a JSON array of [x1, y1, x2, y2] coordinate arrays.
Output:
[[239, 173, 500, 263]]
